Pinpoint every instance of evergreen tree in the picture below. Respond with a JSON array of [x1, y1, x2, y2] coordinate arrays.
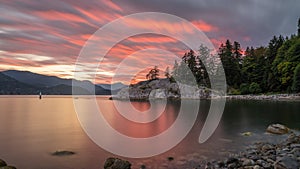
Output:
[[298, 17, 300, 36], [164, 66, 171, 79], [197, 45, 211, 87], [266, 35, 284, 91], [219, 39, 241, 88], [233, 41, 242, 65], [146, 66, 159, 80], [292, 63, 300, 92]]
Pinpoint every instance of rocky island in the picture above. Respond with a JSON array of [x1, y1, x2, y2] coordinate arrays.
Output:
[[111, 78, 220, 100]]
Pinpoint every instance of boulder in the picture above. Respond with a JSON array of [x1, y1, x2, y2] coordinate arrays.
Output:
[[274, 156, 300, 169], [0, 160, 6, 167], [266, 124, 289, 135], [104, 157, 131, 169], [149, 89, 167, 99]]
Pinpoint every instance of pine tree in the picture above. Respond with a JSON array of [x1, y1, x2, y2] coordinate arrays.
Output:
[[197, 45, 211, 87], [146, 66, 159, 80], [292, 64, 300, 92], [164, 66, 171, 79], [219, 39, 241, 88], [298, 17, 300, 36]]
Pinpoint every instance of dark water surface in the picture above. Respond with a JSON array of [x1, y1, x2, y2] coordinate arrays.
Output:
[[0, 96, 299, 169]]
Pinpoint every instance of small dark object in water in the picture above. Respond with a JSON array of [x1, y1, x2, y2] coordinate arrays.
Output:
[[51, 150, 75, 156], [140, 164, 146, 169], [167, 157, 174, 161]]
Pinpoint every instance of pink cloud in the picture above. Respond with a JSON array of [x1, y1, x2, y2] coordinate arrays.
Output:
[[192, 20, 219, 32], [127, 35, 178, 43]]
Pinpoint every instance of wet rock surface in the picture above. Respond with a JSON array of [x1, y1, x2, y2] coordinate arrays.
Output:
[[266, 124, 290, 135], [0, 159, 16, 169], [104, 157, 131, 169], [0, 160, 7, 167]]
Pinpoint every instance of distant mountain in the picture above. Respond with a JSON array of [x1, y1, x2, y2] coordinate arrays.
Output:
[[0, 70, 125, 95], [97, 82, 127, 90], [3, 70, 73, 87], [42, 84, 92, 95], [0, 72, 37, 94]]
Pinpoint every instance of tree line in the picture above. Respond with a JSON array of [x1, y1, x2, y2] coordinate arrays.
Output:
[[146, 18, 300, 94]]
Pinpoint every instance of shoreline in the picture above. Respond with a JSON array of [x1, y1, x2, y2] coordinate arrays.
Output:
[[1, 93, 300, 102], [104, 130, 300, 169], [226, 93, 300, 101], [111, 93, 300, 101], [204, 132, 300, 169]]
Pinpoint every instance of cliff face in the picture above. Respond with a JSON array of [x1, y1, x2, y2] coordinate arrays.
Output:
[[112, 79, 214, 100]]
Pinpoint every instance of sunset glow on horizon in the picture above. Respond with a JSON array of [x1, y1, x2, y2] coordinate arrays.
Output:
[[0, 0, 299, 84]]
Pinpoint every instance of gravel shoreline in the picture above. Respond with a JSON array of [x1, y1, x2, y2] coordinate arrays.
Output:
[[104, 127, 300, 169], [204, 133, 300, 169], [226, 94, 300, 101]]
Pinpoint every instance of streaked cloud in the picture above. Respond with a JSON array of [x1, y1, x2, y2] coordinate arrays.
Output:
[[0, 0, 299, 83]]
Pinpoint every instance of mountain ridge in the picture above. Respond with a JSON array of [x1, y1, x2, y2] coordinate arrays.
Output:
[[0, 70, 125, 95]]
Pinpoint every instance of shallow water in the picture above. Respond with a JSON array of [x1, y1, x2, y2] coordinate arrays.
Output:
[[0, 96, 299, 169]]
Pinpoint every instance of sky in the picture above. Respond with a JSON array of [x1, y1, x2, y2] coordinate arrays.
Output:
[[0, 0, 299, 84]]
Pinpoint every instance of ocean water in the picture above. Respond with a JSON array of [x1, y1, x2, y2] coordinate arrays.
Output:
[[0, 96, 299, 169]]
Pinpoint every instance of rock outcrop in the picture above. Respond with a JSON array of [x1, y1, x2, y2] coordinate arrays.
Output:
[[111, 79, 218, 100]]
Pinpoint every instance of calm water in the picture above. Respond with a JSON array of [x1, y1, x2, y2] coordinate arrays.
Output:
[[0, 96, 299, 169]]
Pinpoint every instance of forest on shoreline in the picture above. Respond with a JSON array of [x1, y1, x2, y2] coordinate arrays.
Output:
[[148, 18, 300, 95]]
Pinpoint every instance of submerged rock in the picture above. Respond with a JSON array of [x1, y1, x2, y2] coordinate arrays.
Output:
[[266, 124, 290, 135], [51, 150, 75, 156], [167, 157, 174, 161], [104, 157, 131, 169], [241, 132, 252, 136]]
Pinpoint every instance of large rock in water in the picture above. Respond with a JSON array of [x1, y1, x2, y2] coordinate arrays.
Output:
[[104, 157, 131, 169], [266, 124, 289, 135]]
